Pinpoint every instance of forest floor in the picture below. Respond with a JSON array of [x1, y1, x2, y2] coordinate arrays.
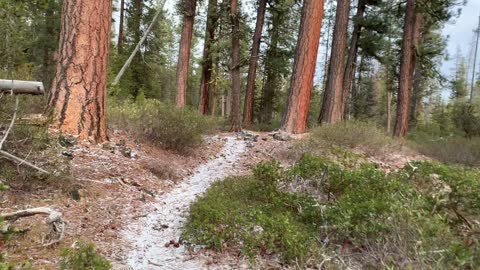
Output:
[[1, 130, 428, 269]]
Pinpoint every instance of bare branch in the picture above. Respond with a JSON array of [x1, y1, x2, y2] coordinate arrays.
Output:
[[0, 96, 19, 150], [0, 150, 49, 174]]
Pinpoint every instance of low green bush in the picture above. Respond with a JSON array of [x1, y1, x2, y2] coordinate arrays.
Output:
[[183, 175, 321, 263], [59, 242, 111, 270], [299, 121, 395, 156], [185, 154, 480, 268], [108, 98, 218, 153]]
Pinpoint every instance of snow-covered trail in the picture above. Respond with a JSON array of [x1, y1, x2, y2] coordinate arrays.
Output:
[[123, 136, 246, 270]]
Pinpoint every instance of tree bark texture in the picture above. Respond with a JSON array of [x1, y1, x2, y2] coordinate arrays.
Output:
[[175, 0, 197, 108], [230, 0, 242, 131], [242, 0, 267, 126], [394, 0, 422, 137], [198, 0, 218, 114], [47, 0, 112, 142], [281, 0, 324, 134], [342, 0, 366, 116], [319, 0, 350, 124]]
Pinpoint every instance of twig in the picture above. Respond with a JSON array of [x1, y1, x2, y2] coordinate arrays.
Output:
[[0, 150, 49, 174], [0, 96, 19, 149]]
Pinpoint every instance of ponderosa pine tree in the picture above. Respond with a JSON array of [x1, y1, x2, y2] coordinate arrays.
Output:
[[176, 0, 197, 108], [198, 0, 218, 115], [48, 0, 112, 142], [319, 0, 350, 124], [281, 0, 324, 134], [243, 0, 267, 126], [394, 0, 422, 137], [230, 0, 242, 131]]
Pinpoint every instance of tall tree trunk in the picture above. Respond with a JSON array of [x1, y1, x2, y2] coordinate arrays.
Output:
[[175, 0, 197, 108], [243, 0, 267, 126], [342, 0, 366, 116], [394, 0, 422, 137], [198, 0, 218, 114], [259, 27, 280, 124], [319, 0, 350, 124], [281, 0, 324, 134], [118, 0, 125, 54], [48, 0, 112, 142], [230, 0, 242, 131]]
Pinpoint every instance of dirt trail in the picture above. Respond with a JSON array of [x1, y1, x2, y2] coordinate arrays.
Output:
[[122, 136, 247, 269]]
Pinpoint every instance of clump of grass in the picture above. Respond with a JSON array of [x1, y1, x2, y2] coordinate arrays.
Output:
[[298, 121, 395, 156], [108, 98, 218, 154], [59, 242, 111, 270], [409, 133, 480, 166], [185, 154, 480, 268]]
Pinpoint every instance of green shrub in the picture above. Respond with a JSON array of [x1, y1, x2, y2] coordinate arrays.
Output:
[[183, 175, 320, 263], [301, 121, 395, 156], [409, 135, 480, 166], [108, 98, 217, 153], [185, 154, 480, 268], [59, 242, 111, 270]]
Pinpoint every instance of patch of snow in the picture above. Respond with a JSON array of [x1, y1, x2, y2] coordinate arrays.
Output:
[[123, 136, 246, 269]]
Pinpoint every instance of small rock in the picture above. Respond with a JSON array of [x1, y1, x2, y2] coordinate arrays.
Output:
[[59, 135, 78, 147], [62, 150, 74, 159], [273, 131, 292, 141]]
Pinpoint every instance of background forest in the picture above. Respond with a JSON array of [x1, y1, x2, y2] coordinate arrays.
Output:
[[1, 0, 480, 269]]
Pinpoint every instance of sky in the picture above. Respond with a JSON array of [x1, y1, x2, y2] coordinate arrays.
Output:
[[441, 0, 480, 77]]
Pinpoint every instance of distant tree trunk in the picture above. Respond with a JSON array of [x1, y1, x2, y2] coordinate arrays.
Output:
[[42, 0, 58, 91], [175, 0, 197, 108], [198, 0, 218, 114], [387, 91, 392, 133], [211, 64, 219, 116], [48, 0, 112, 142], [259, 13, 281, 124], [319, 0, 350, 124], [394, 0, 422, 137], [243, 0, 267, 126], [281, 0, 324, 134], [221, 94, 226, 117], [342, 0, 366, 116], [230, 0, 242, 131], [322, 1, 333, 89], [118, 0, 125, 54]]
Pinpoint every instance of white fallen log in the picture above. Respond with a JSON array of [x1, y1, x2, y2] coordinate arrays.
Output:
[[0, 80, 45, 95]]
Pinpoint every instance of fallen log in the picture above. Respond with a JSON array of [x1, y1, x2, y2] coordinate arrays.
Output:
[[1, 207, 65, 246], [0, 80, 45, 95]]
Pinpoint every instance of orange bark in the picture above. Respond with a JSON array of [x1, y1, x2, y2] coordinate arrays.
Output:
[[176, 0, 197, 108], [281, 0, 324, 134], [394, 0, 422, 137], [319, 0, 350, 124], [48, 0, 112, 142]]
